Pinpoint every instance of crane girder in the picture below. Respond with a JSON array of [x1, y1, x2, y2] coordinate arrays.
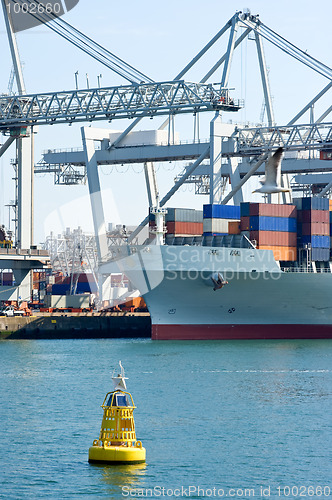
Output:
[[0, 80, 242, 131], [236, 122, 332, 155]]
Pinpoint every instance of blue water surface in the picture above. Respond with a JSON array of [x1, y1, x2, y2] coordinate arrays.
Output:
[[0, 339, 331, 499]]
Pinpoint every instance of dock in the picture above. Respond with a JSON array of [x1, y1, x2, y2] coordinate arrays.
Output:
[[0, 312, 151, 340]]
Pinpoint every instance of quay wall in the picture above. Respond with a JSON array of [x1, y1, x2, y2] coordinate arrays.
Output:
[[0, 312, 151, 340]]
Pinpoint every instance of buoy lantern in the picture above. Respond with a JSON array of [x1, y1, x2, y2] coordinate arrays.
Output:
[[88, 362, 146, 464]]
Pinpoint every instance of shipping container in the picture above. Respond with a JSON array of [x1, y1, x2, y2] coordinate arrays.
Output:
[[249, 216, 297, 232], [150, 208, 203, 223], [166, 221, 203, 235], [240, 202, 251, 217], [240, 216, 250, 231], [250, 230, 297, 247], [76, 282, 98, 294], [320, 150, 332, 161], [329, 199, 332, 211], [258, 246, 297, 261], [203, 204, 240, 220], [299, 235, 330, 248], [228, 221, 241, 234], [51, 284, 70, 295], [298, 222, 329, 236], [1, 271, 13, 285], [203, 218, 238, 234], [166, 208, 203, 223], [249, 203, 296, 218], [300, 197, 329, 211], [297, 210, 329, 223], [45, 294, 91, 309], [310, 247, 330, 261]]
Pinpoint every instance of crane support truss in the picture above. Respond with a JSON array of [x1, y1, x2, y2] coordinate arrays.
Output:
[[0, 81, 242, 130], [236, 122, 332, 155]]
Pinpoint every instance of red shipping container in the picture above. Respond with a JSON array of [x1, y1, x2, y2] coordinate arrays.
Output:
[[320, 150, 332, 160], [166, 221, 203, 235], [250, 231, 297, 247], [301, 222, 329, 236], [240, 216, 250, 231], [249, 203, 297, 218], [298, 210, 329, 223]]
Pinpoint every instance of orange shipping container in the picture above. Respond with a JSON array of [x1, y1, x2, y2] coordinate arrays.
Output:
[[228, 221, 241, 234], [329, 199, 332, 211], [258, 245, 297, 261], [124, 297, 147, 309]]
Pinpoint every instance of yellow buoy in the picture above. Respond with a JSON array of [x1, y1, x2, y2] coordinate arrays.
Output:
[[88, 362, 146, 464]]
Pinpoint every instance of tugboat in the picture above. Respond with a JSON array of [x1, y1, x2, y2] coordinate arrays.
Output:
[[88, 362, 146, 464]]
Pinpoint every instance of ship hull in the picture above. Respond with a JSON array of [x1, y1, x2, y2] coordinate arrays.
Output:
[[99, 245, 332, 340], [152, 324, 332, 340]]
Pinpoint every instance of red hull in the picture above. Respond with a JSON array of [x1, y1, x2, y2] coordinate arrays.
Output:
[[152, 324, 332, 340]]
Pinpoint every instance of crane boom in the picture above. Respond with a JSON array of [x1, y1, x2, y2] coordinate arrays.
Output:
[[0, 81, 242, 130]]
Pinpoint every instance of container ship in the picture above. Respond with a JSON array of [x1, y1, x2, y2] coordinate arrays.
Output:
[[101, 197, 332, 340]]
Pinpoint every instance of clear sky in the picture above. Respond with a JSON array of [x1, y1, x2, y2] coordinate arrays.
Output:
[[0, 0, 331, 243]]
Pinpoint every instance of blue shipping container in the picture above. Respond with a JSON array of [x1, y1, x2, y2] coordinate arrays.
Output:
[[311, 248, 330, 261], [203, 204, 240, 220], [249, 216, 297, 232], [76, 282, 98, 294], [51, 284, 70, 295], [240, 202, 251, 217], [301, 197, 329, 211], [300, 235, 330, 248]]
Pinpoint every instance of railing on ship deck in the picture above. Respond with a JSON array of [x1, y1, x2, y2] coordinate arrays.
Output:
[[281, 267, 331, 273]]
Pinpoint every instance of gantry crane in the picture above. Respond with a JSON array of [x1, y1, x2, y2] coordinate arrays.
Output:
[[1, 4, 332, 275]]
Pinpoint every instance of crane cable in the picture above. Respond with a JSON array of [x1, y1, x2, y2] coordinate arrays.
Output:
[[9, 0, 153, 84], [241, 16, 332, 81]]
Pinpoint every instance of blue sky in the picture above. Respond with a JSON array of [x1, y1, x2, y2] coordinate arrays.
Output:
[[0, 0, 331, 243]]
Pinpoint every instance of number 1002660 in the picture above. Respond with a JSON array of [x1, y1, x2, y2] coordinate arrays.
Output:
[[277, 485, 331, 497], [7, 2, 62, 15]]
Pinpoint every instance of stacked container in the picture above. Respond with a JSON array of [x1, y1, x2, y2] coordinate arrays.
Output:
[[51, 273, 98, 294], [296, 197, 330, 261], [294, 197, 330, 261], [203, 204, 240, 236], [240, 202, 297, 261], [149, 208, 203, 237], [0, 271, 13, 286]]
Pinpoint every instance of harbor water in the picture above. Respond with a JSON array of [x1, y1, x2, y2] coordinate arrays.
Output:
[[0, 338, 331, 499]]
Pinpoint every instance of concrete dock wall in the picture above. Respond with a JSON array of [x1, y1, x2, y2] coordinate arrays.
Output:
[[0, 313, 151, 339]]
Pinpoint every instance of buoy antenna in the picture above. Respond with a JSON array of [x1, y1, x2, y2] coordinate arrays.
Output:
[[112, 361, 128, 391]]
